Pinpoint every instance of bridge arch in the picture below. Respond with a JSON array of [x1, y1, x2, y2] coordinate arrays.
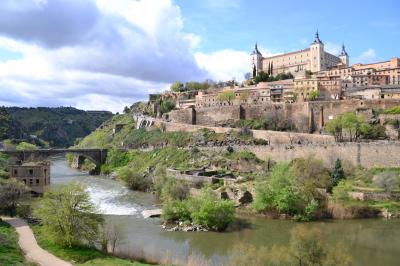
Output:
[[3, 149, 108, 175]]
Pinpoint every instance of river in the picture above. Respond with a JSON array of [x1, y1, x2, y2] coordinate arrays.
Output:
[[49, 156, 400, 266]]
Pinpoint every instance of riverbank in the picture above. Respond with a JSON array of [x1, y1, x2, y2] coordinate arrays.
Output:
[[32, 222, 154, 266]]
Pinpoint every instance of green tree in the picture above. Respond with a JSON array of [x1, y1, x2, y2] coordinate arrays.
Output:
[[123, 106, 130, 114], [328, 159, 345, 192], [170, 81, 184, 92], [309, 90, 320, 101], [325, 115, 343, 141], [254, 71, 270, 83], [252, 65, 256, 78], [253, 162, 301, 214], [341, 112, 364, 141], [217, 90, 236, 104], [0, 178, 30, 216], [159, 100, 176, 114], [34, 182, 103, 247], [16, 142, 38, 150]]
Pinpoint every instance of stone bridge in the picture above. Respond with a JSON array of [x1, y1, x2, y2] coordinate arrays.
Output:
[[3, 149, 108, 174]]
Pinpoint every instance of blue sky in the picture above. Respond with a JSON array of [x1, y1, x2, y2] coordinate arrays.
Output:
[[0, 0, 398, 112], [176, 0, 400, 62]]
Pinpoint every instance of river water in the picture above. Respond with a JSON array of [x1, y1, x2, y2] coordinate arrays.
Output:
[[50, 156, 400, 266]]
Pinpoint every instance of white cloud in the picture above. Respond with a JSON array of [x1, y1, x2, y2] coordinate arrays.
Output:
[[0, 0, 207, 112], [353, 48, 376, 64], [195, 49, 249, 82]]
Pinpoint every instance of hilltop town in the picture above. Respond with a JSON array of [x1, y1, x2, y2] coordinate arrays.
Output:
[[141, 32, 399, 140]]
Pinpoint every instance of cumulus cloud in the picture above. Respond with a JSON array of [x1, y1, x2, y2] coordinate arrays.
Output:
[[195, 49, 250, 82], [0, 0, 209, 112], [0, 0, 263, 112]]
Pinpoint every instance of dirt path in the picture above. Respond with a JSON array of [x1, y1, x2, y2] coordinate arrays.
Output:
[[2, 217, 73, 266]]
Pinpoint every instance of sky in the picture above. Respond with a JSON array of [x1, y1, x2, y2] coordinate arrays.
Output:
[[0, 0, 399, 112]]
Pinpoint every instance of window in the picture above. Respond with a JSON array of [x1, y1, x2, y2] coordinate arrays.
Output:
[[14, 169, 18, 175], [29, 179, 33, 185], [36, 179, 39, 185], [29, 169, 33, 175]]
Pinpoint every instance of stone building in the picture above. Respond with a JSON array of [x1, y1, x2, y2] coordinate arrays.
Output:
[[251, 32, 348, 77], [9, 161, 50, 194], [193, 80, 294, 108]]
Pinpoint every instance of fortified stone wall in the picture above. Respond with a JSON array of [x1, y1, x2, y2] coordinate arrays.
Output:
[[154, 120, 335, 145], [168, 99, 400, 133], [198, 142, 400, 169], [196, 105, 241, 126]]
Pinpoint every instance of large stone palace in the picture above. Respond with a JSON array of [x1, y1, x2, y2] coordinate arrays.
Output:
[[251, 32, 348, 76]]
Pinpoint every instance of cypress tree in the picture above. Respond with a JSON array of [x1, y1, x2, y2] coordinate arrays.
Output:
[[253, 65, 257, 78], [270, 62, 273, 76], [328, 159, 345, 192]]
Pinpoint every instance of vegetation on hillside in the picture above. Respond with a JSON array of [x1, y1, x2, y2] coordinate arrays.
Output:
[[383, 106, 400, 114], [4, 107, 112, 147], [0, 107, 24, 140], [76, 113, 267, 149], [325, 111, 386, 141]]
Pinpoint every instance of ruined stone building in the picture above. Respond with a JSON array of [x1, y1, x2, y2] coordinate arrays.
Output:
[[9, 161, 50, 194]]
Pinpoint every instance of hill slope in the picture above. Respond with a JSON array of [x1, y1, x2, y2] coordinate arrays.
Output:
[[3, 107, 113, 147]]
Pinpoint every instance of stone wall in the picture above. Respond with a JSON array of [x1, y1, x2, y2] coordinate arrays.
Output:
[[154, 120, 335, 145], [169, 99, 400, 133], [199, 142, 400, 169]]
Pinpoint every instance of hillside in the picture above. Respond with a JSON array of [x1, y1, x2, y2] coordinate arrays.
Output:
[[3, 107, 113, 147], [0, 107, 25, 140]]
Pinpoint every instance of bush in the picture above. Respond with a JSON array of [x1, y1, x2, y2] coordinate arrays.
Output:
[[162, 200, 191, 223], [160, 177, 189, 203], [373, 172, 399, 192], [189, 189, 235, 231], [332, 180, 353, 202], [253, 162, 301, 214], [383, 106, 400, 114], [162, 188, 235, 231], [16, 141, 38, 150], [117, 167, 151, 192]]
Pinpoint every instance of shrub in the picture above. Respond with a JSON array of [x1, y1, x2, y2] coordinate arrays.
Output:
[[16, 141, 38, 150], [188, 188, 235, 231], [253, 162, 301, 214], [162, 188, 235, 231], [117, 167, 151, 191], [160, 177, 189, 203], [0, 178, 30, 216], [383, 106, 400, 114], [332, 180, 353, 202], [373, 172, 399, 192], [162, 200, 191, 223]]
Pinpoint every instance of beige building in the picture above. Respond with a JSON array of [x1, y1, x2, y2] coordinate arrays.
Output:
[[9, 161, 50, 194], [251, 32, 348, 77], [194, 80, 294, 108], [294, 77, 319, 101]]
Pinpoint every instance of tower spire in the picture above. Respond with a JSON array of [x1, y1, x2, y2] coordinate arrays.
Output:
[[341, 43, 348, 56], [313, 30, 323, 44]]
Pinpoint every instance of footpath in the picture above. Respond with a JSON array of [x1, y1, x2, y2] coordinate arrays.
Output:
[[1, 217, 73, 266]]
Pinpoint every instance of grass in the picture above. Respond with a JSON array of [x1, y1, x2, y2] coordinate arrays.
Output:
[[32, 225, 153, 265], [77, 258, 150, 266], [0, 220, 29, 266]]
